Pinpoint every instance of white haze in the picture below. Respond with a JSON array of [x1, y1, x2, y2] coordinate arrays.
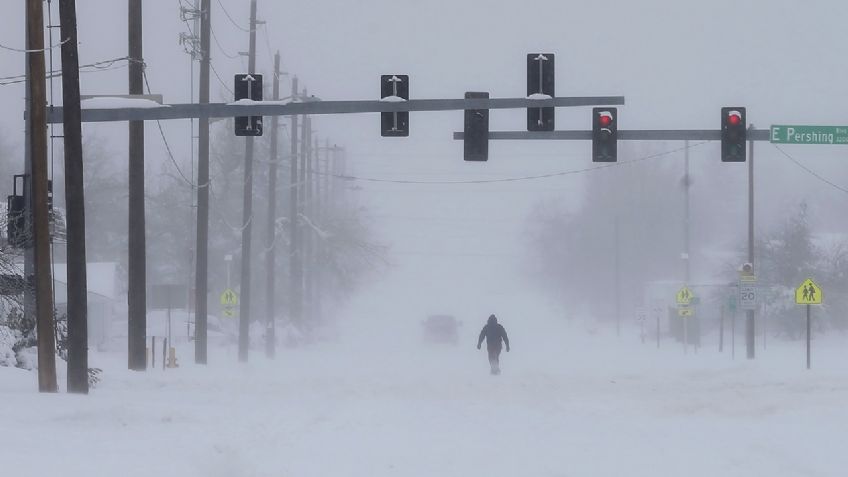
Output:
[[1, 1, 848, 476]]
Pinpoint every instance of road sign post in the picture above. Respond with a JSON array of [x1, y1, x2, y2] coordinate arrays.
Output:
[[676, 286, 695, 354], [806, 304, 811, 369], [636, 307, 647, 344], [795, 278, 822, 369]]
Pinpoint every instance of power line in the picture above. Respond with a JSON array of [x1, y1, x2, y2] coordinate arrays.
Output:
[[261, 23, 275, 70], [215, 0, 251, 32], [142, 69, 196, 188], [313, 142, 709, 185], [772, 144, 848, 195], [209, 60, 234, 95], [0, 56, 131, 86], [210, 25, 240, 59], [0, 36, 70, 53]]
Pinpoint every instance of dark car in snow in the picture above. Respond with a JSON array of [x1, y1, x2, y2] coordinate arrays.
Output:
[[422, 314, 461, 344]]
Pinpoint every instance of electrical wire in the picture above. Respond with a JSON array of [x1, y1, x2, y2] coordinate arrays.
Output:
[[142, 69, 196, 188], [0, 56, 131, 86], [772, 144, 848, 195], [216, 0, 251, 32], [209, 61, 234, 95], [261, 23, 275, 70], [0, 36, 70, 53], [210, 25, 240, 59], [309, 142, 709, 185]]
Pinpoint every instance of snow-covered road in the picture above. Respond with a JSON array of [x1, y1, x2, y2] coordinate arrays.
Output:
[[2, 320, 845, 477]]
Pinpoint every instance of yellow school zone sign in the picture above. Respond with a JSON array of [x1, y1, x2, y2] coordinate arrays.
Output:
[[676, 286, 694, 305], [220, 288, 239, 306], [795, 279, 822, 305]]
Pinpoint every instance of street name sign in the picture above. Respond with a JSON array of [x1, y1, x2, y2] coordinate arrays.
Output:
[[770, 125, 848, 145]]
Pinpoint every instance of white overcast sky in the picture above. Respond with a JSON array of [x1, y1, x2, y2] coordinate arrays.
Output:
[[1, 0, 846, 305]]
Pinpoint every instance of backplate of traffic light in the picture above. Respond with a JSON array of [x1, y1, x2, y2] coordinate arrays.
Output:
[[721, 107, 746, 162], [464, 92, 489, 161], [592, 107, 618, 162]]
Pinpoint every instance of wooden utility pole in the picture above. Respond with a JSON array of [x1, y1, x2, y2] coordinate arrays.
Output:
[[683, 141, 690, 354], [238, 0, 258, 362], [312, 136, 322, 324], [301, 114, 312, 326], [127, 0, 147, 371], [746, 127, 756, 360], [265, 51, 281, 358], [27, 0, 58, 393], [59, 0, 89, 394], [288, 77, 302, 330], [194, 0, 211, 364]]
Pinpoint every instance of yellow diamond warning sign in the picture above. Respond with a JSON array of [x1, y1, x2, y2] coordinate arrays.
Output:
[[795, 278, 822, 305], [220, 288, 239, 306], [676, 286, 694, 305]]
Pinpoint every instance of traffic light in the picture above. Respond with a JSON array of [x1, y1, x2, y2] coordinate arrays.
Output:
[[381, 74, 409, 137], [6, 174, 27, 248], [464, 92, 489, 161], [721, 107, 746, 162], [234, 73, 263, 136], [527, 53, 555, 131], [592, 107, 617, 162]]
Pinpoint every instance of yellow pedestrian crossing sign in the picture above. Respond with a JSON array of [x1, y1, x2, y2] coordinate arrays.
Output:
[[795, 278, 822, 305], [676, 286, 694, 305], [220, 288, 239, 306]]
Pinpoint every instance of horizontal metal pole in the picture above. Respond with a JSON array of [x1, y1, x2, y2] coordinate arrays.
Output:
[[43, 96, 625, 124], [452, 129, 772, 141]]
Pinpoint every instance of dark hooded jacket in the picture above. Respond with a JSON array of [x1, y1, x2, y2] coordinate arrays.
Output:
[[478, 315, 509, 350]]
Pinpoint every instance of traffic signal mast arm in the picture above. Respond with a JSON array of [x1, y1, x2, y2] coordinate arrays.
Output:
[[452, 129, 771, 141], [43, 96, 625, 123]]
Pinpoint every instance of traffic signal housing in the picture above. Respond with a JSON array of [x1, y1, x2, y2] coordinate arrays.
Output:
[[592, 107, 617, 162], [463, 92, 489, 161], [721, 107, 746, 162], [6, 174, 27, 248]]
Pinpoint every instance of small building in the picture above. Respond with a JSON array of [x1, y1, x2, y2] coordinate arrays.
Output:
[[52, 262, 122, 351]]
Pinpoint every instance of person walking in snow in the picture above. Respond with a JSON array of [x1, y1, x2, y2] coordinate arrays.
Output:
[[477, 314, 510, 375]]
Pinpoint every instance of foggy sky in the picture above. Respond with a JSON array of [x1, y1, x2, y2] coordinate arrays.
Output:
[[0, 0, 846, 310]]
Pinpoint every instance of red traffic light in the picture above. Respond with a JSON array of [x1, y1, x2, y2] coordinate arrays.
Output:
[[598, 113, 613, 127], [727, 112, 742, 126]]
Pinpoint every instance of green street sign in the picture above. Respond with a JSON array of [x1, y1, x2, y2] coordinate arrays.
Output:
[[770, 125, 848, 145]]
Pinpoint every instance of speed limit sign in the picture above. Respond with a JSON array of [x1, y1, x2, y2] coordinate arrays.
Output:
[[740, 285, 757, 310]]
